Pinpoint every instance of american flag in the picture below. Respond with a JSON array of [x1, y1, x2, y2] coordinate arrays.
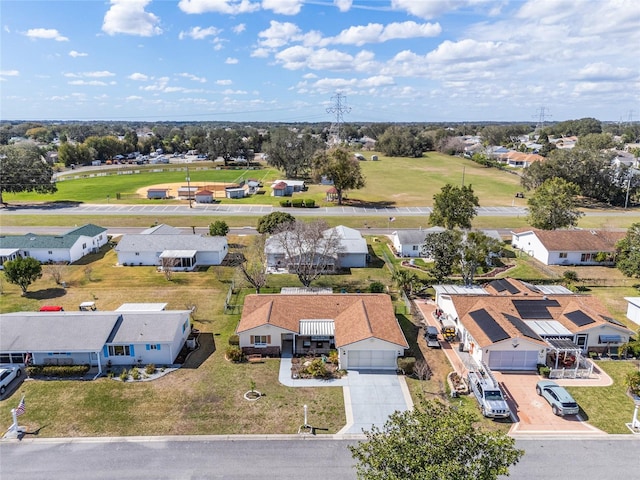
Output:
[[389, 217, 396, 222], [15, 396, 25, 417]]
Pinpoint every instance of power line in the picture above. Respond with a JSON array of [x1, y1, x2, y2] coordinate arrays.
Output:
[[532, 106, 551, 131], [326, 92, 351, 145]]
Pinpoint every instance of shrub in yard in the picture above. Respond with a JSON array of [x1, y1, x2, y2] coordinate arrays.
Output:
[[304, 199, 315, 208], [291, 198, 304, 207], [131, 368, 140, 380], [538, 365, 551, 378], [119, 369, 129, 381], [228, 334, 240, 346], [226, 345, 244, 362], [279, 200, 291, 207], [397, 357, 416, 375], [328, 349, 339, 365], [145, 364, 156, 375], [303, 358, 329, 378], [369, 281, 385, 293], [27, 364, 90, 378], [625, 371, 640, 396]]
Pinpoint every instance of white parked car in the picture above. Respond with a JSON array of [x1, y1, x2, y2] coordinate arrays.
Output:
[[0, 365, 22, 395]]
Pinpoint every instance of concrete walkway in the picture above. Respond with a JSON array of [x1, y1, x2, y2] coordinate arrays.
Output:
[[279, 354, 413, 435]]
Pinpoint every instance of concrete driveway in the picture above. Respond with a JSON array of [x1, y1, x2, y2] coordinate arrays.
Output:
[[494, 372, 606, 435], [279, 356, 413, 436]]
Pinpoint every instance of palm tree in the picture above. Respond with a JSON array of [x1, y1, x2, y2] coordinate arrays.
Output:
[[392, 269, 419, 296]]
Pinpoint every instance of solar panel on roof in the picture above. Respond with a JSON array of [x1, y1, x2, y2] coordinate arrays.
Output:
[[489, 279, 520, 294], [469, 309, 510, 343], [565, 310, 596, 327], [503, 313, 543, 341], [600, 314, 625, 327], [512, 299, 559, 319]]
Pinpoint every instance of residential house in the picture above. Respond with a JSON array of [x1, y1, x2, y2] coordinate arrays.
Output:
[[511, 228, 624, 266], [497, 151, 544, 168], [391, 227, 445, 257], [624, 297, 640, 327], [236, 293, 408, 370], [434, 278, 633, 371], [265, 225, 368, 272], [0, 307, 193, 372], [115, 224, 227, 269], [0, 224, 108, 267]]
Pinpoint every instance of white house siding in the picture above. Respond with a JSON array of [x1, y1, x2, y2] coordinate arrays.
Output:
[[512, 232, 550, 264], [339, 338, 404, 370], [338, 252, 366, 268], [581, 325, 632, 351], [118, 251, 160, 266], [197, 249, 226, 266], [238, 325, 292, 349], [625, 298, 640, 326], [33, 351, 94, 366]]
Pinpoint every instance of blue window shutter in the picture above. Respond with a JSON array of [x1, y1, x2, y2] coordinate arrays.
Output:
[[156, 344, 161, 351], [146, 344, 150, 351], [130, 345, 135, 356], [103, 346, 109, 358]]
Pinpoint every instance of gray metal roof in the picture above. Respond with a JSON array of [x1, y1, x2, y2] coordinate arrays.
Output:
[[0, 312, 120, 352], [65, 224, 107, 237], [108, 311, 191, 344], [116, 234, 227, 252], [434, 285, 489, 295], [394, 227, 445, 245], [140, 224, 184, 235], [299, 320, 335, 336], [115, 303, 168, 311]]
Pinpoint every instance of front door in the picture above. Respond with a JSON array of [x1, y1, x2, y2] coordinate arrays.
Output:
[[576, 334, 588, 352]]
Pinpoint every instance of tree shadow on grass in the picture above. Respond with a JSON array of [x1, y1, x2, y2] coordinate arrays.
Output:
[[25, 288, 67, 300]]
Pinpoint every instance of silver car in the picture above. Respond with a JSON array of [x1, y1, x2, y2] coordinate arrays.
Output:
[[0, 365, 22, 395], [536, 380, 580, 416]]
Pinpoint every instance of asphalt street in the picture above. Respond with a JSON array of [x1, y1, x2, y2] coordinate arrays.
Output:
[[0, 436, 638, 479]]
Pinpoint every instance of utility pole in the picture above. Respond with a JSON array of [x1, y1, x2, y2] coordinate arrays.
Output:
[[326, 92, 351, 146], [186, 166, 192, 209], [532, 106, 552, 132]]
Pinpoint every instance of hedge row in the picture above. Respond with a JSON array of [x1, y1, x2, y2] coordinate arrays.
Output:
[[279, 199, 315, 208], [27, 364, 91, 378]]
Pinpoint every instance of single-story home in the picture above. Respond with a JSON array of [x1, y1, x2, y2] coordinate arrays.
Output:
[[265, 225, 368, 271], [391, 227, 445, 257], [511, 228, 624, 266], [435, 278, 633, 371], [625, 297, 640, 326], [225, 186, 246, 199], [236, 293, 408, 370], [0, 224, 108, 267], [115, 224, 227, 270], [0, 307, 193, 373]]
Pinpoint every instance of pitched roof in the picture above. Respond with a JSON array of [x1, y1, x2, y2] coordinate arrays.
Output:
[[65, 224, 107, 237], [116, 234, 227, 252], [265, 225, 367, 255], [512, 228, 624, 252], [237, 294, 408, 348], [0, 223, 107, 250]]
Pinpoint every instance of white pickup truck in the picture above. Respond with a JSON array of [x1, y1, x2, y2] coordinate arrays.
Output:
[[467, 369, 511, 419]]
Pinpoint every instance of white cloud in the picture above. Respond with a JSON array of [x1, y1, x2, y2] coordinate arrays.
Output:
[[25, 28, 68, 41], [126, 95, 143, 101], [258, 21, 303, 49], [391, 0, 494, 19], [0, 70, 19, 77], [68, 80, 110, 86], [178, 73, 207, 83], [216, 79, 233, 85], [178, 0, 260, 15], [261, 0, 303, 15], [233, 24, 246, 34], [84, 71, 116, 78], [276, 46, 373, 71], [225, 57, 239, 64], [574, 63, 636, 81], [221, 88, 248, 94], [179, 26, 222, 40], [69, 50, 88, 58], [334, 0, 352, 12], [129, 72, 150, 81], [329, 21, 441, 46], [102, 0, 162, 37]]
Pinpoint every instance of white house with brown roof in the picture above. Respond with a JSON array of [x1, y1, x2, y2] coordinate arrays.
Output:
[[435, 278, 633, 371], [236, 293, 408, 370], [511, 228, 624, 266]]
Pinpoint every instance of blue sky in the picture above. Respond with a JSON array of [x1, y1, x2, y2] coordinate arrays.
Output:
[[1, 0, 638, 123]]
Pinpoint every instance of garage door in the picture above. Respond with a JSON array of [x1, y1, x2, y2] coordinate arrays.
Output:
[[488, 350, 538, 371], [348, 350, 397, 370]]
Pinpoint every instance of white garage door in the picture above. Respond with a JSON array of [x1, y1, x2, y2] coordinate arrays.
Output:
[[348, 350, 397, 370], [488, 350, 538, 371]]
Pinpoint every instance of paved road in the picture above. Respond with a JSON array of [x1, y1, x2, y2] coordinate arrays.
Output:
[[0, 436, 638, 479]]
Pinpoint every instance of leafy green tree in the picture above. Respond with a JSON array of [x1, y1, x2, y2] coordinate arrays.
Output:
[[313, 147, 366, 205], [392, 269, 419, 296], [349, 399, 523, 480], [0, 143, 57, 205], [377, 126, 425, 157], [527, 177, 583, 230], [422, 230, 461, 282], [458, 231, 503, 286], [616, 223, 640, 278], [58, 142, 93, 166], [429, 184, 479, 230], [206, 129, 250, 166], [263, 128, 324, 178], [3, 256, 43, 295], [209, 220, 229, 237], [256, 212, 295, 234]]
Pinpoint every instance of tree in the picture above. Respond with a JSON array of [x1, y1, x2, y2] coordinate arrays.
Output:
[[422, 230, 461, 282], [527, 177, 583, 230], [392, 269, 419, 296], [3, 257, 43, 295], [263, 128, 323, 178], [58, 141, 93, 167], [616, 223, 640, 278], [0, 143, 57, 205], [313, 147, 365, 205], [237, 235, 268, 293], [429, 184, 479, 230], [256, 211, 295, 234], [458, 231, 503, 286], [349, 399, 523, 480], [209, 220, 229, 237], [273, 220, 342, 287], [377, 126, 425, 157], [205, 129, 249, 166]]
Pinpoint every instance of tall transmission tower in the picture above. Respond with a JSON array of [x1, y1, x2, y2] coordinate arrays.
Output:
[[532, 106, 552, 131], [326, 92, 351, 145]]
